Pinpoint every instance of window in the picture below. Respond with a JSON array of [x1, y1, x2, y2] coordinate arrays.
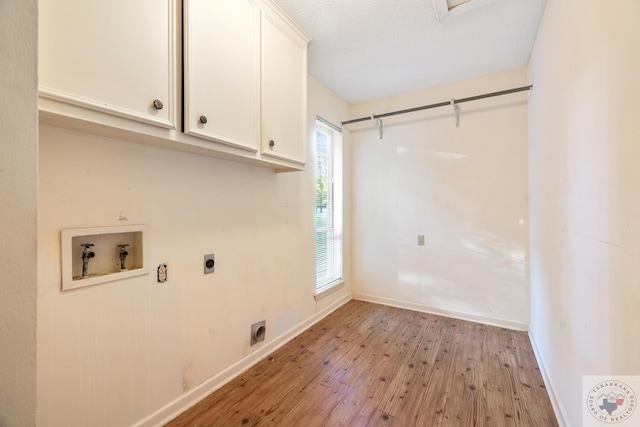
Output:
[[315, 117, 343, 295]]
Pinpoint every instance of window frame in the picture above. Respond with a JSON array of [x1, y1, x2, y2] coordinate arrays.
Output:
[[314, 117, 343, 299]]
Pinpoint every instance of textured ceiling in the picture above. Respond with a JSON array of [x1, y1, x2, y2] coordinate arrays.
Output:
[[272, 0, 547, 104]]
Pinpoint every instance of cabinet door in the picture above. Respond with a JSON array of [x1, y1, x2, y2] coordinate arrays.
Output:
[[261, 8, 308, 166], [184, 0, 259, 151], [39, 0, 176, 129]]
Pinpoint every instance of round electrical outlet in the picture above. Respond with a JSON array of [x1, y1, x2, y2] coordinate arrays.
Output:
[[204, 254, 215, 274]]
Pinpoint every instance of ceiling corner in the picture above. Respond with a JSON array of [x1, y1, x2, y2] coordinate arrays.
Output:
[[432, 0, 449, 21]]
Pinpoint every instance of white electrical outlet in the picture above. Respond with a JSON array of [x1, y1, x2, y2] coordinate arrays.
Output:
[[417, 235, 425, 246], [157, 264, 168, 283]]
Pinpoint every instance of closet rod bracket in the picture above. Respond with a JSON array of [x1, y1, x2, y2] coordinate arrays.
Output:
[[373, 115, 383, 139], [451, 99, 460, 127]]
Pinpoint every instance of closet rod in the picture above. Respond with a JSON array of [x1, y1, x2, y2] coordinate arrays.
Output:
[[341, 85, 532, 125]]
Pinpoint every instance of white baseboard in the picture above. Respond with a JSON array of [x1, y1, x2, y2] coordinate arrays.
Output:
[[528, 329, 569, 427], [351, 293, 529, 331], [133, 293, 352, 427]]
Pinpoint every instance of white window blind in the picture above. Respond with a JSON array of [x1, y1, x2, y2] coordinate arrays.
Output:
[[315, 118, 342, 293]]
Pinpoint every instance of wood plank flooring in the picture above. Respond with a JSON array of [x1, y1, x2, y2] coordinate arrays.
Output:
[[165, 300, 558, 426]]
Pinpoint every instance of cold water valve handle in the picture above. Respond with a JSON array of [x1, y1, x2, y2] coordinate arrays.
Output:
[[117, 244, 129, 271], [81, 243, 95, 278]]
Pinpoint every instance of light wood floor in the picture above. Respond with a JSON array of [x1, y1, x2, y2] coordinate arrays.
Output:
[[166, 300, 558, 426]]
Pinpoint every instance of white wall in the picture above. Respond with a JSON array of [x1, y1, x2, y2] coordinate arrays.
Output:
[[37, 77, 350, 427], [528, 2, 640, 425], [349, 68, 530, 329], [0, 1, 39, 425]]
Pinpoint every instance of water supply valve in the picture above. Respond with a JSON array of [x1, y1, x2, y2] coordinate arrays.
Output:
[[117, 244, 129, 271], [80, 243, 95, 278]]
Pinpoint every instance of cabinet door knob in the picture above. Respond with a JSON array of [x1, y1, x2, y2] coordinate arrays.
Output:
[[199, 115, 208, 124], [269, 140, 275, 148], [152, 99, 164, 110]]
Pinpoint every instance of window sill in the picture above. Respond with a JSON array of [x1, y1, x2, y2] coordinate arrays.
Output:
[[314, 280, 345, 301]]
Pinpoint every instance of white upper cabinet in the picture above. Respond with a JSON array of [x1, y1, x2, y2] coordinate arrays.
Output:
[[184, 0, 260, 152], [39, 0, 177, 129], [260, 5, 309, 166], [38, 0, 309, 171]]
